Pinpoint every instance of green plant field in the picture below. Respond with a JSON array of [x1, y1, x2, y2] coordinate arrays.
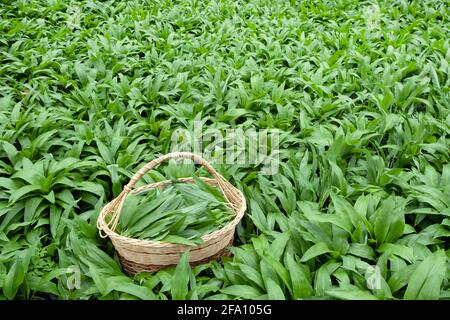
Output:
[[0, 0, 449, 300]]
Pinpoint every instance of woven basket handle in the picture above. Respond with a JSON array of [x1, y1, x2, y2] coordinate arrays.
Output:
[[124, 152, 230, 192]]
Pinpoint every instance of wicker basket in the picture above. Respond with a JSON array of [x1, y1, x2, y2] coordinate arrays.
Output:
[[97, 152, 246, 275]]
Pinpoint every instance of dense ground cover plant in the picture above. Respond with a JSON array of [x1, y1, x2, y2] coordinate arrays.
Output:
[[0, 0, 449, 300]]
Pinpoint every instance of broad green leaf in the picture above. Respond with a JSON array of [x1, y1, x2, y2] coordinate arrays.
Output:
[[105, 276, 156, 300], [266, 278, 285, 300], [262, 255, 292, 293], [285, 254, 313, 299], [374, 196, 405, 245], [162, 235, 203, 246], [9, 185, 41, 204], [269, 232, 290, 261], [326, 286, 378, 300], [331, 193, 369, 230], [300, 201, 353, 233], [314, 261, 340, 296], [3, 249, 32, 299], [233, 263, 265, 290], [379, 243, 414, 263], [171, 251, 191, 300], [348, 243, 375, 260], [49, 205, 62, 238], [300, 242, 332, 262], [24, 197, 43, 222], [404, 250, 447, 300]]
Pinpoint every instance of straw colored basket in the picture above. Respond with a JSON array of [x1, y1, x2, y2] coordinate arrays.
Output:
[[97, 152, 246, 274]]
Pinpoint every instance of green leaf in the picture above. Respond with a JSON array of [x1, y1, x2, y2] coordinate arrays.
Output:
[[404, 250, 447, 300], [331, 193, 369, 230], [300, 242, 332, 262], [3, 256, 23, 299], [105, 276, 156, 300], [88, 264, 107, 294], [24, 197, 43, 222], [9, 185, 41, 204], [314, 261, 340, 296], [0, 95, 11, 110], [378, 243, 414, 263], [96, 138, 114, 164], [162, 235, 203, 246], [269, 232, 290, 261], [76, 181, 105, 197], [42, 191, 55, 204], [374, 196, 405, 245], [285, 254, 313, 299], [326, 286, 379, 300], [49, 205, 62, 238], [262, 255, 292, 293], [249, 200, 268, 232], [2, 141, 18, 164], [3, 249, 32, 299], [171, 251, 191, 300], [348, 243, 375, 260], [266, 278, 285, 300], [300, 201, 353, 233], [233, 263, 265, 290]]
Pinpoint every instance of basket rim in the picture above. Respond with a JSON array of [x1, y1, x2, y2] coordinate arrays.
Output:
[[97, 177, 246, 249]]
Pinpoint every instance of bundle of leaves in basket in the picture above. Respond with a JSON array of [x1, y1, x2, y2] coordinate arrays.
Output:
[[117, 177, 235, 246], [97, 152, 246, 275]]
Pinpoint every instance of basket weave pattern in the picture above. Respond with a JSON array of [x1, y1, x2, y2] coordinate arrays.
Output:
[[97, 152, 246, 274]]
